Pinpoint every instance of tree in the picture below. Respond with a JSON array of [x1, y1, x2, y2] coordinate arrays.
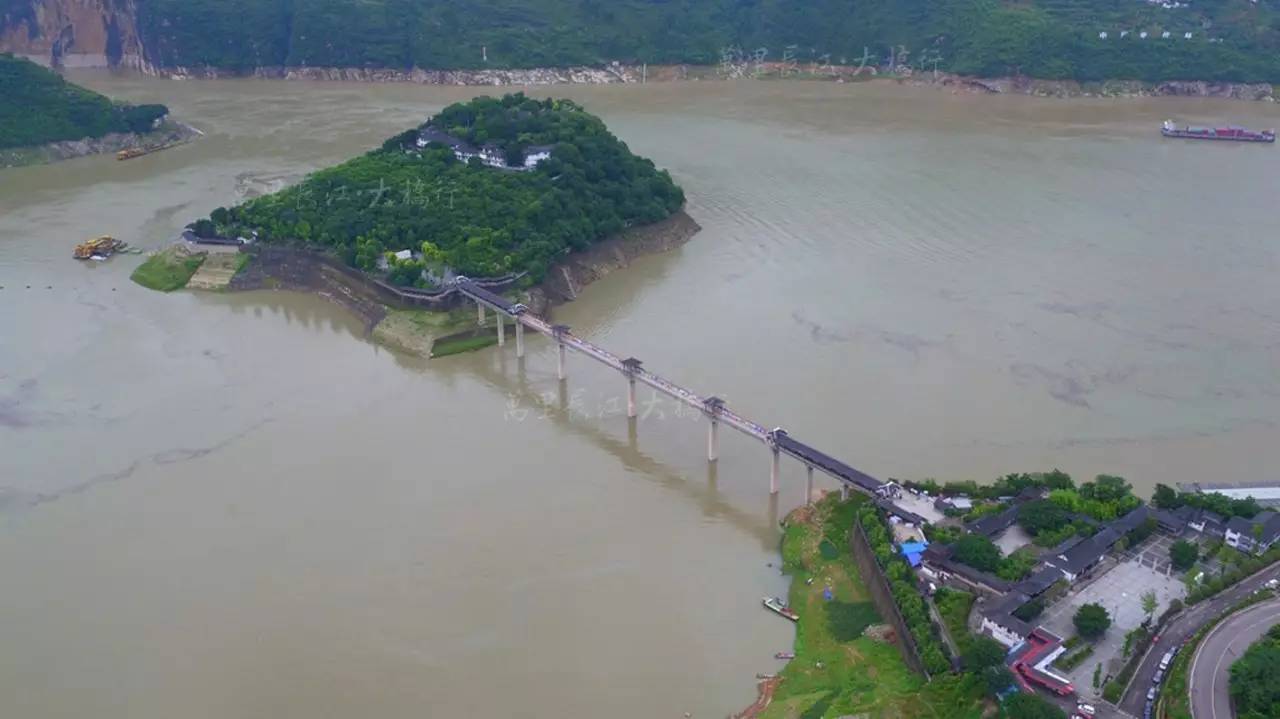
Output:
[[1074, 603, 1111, 638], [963, 636, 1008, 673], [1153, 483, 1181, 509], [1171, 539, 1200, 571], [983, 665, 1016, 695], [1004, 692, 1067, 719], [953, 534, 1002, 573], [1013, 596, 1045, 622], [1018, 499, 1070, 536], [1141, 590, 1158, 619], [1229, 624, 1280, 719]]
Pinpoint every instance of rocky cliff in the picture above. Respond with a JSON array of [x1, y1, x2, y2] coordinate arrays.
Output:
[[1, 0, 147, 69]]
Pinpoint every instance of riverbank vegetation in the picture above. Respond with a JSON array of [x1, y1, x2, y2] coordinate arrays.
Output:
[[111, 0, 1280, 83], [131, 245, 206, 291], [766, 495, 987, 718], [198, 94, 683, 285], [0, 54, 168, 150]]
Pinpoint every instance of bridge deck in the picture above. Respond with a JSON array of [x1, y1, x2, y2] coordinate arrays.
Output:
[[458, 282, 885, 494]]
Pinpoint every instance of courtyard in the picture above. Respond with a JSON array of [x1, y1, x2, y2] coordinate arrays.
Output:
[[1039, 553, 1187, 698]]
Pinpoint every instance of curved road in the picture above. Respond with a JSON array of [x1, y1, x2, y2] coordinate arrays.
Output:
[[1188, 598, 1280, 719]]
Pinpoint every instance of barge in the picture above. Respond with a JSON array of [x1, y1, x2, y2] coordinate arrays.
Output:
[[1162, 120, 1275, 143]]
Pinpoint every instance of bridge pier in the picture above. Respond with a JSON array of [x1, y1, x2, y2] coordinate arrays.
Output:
[[707, 418, 719, 462], [840, 484, 849, 501], [770, 447, 780, 495], [557, 343, 567, 380], [497, 315, 505, 346], [806, 465, 814, 505], [477, 303, 485, 325], [627, 378, 637, 418], [515, 321, 524, 358]]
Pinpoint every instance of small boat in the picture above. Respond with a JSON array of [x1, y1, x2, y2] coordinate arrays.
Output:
[[763, 596, 799, 622], [774, 651, 796, 659], [1161, 119, 1275, 143]]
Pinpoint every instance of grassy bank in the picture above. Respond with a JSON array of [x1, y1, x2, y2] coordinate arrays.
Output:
[[762, 495, 986, 719], [370, 307, 497, 358], [431, 333, 499, 358], [131, 245, 206, 291]]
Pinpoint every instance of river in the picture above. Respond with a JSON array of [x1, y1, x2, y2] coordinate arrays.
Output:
[[2, 75, 1278, 718]]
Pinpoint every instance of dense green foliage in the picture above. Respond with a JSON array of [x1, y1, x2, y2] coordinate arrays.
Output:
[[1170, 539, 1200, 571], [1228, 624, 1280, 719], [0, 54, 168, 149], [1003, 692, 1067, 719], [907, 470, 1073, 502], [857, 504, 951, 674], [951, 534, 1035, 581], [10, 0, 1264, 82], [1152, 482, 1263, 518], [1073, 602, 1111, 638], [206, 94, 683, 283], [961, 635, 1006, 674]]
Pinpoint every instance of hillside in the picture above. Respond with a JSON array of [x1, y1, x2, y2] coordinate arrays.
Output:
[[200, 94, 686, 284], [0, 53, 168, 149], [4, 0, 1280, 83]]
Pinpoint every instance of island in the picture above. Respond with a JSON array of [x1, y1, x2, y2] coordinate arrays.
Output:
[[0, 53, 194, 167], [148, 93, 697, 356]]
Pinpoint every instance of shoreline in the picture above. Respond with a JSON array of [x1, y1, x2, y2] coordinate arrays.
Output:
[[123, 61, 1278, 102], [0, 120, 202, 169], [221, 209, 701, 357]]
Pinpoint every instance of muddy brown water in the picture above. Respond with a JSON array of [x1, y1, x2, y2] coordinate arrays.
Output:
[[2, 76, 1279, 718]]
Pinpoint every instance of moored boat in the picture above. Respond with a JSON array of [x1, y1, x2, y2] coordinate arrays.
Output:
[[1161, 119, 1275, 143], [762, 596, 799, 622]]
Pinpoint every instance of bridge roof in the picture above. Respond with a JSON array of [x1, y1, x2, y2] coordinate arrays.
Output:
[[772, 433, 884, 493], [459, 282, 516, 313]]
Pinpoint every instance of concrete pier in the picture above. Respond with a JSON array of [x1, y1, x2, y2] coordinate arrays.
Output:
[[497, 316, 505, 346], [455, 280, 894, 507]]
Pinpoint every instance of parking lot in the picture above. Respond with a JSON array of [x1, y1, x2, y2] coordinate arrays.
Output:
[[1040, 554, 1187, 698]]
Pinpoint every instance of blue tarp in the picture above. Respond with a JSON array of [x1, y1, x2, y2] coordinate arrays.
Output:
[[900, 540, 928, 568]]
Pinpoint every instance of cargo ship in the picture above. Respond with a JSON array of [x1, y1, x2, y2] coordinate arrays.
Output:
[[1162, 119, 1275, 143]]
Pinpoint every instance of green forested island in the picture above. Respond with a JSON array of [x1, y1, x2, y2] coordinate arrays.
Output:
[[44, 0, 1280, 83], [0, 53, 168, 150], [202, 93, 685, 284]]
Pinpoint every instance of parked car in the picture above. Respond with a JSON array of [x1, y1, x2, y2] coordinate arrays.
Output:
[[1148, 687, 1158, 701], [1153, 669, 1165, 684], [1076, 703, 1097, 717], [1265, 578, 1279, 590]]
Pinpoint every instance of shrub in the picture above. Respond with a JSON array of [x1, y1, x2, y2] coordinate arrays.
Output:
[[1074, 603, 1111, 638]]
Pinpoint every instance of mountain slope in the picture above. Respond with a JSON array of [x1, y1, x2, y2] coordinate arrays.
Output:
[[4, 0, 1280, 82]]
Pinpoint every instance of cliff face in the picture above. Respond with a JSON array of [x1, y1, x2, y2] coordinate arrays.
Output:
[[1, 0, 147, 69]]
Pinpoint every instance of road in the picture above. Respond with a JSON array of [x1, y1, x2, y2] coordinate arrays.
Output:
[[1117, 562, 1280, 717], [1187, 598, 1280, 719]]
